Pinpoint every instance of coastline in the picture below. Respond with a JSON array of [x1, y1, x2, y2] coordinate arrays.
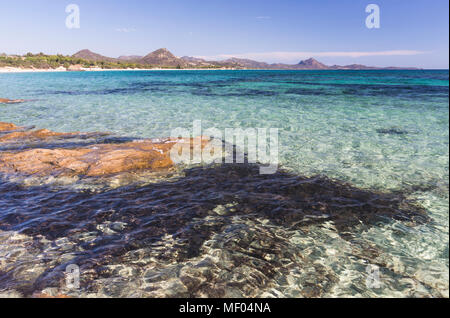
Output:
[[1, 67, 441, 74], [0, 67, 150, 73], [0, 67, 238, 73], [0, 67, 67, 73]]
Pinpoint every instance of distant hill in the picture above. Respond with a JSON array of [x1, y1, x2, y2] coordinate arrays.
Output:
[[180, 56, 205, 63], [73, 49, 117, 62], [221, 58, 271, 69], [139, 48, 185, 67], [118, 55, 143, 61], [297, 58, 328, 69], [64, 48, 420, 70]]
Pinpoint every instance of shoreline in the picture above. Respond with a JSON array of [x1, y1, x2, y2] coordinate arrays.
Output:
[[1, 67, 441, 74], [0, 67, 238, 73]]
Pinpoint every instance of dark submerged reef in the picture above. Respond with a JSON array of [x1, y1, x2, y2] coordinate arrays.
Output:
[[0, 163, 429, 297], [376, 128, 409, 135], [34, 73, 449, 100]]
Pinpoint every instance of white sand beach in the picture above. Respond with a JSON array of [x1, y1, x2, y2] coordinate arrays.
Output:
[[0, 66, 67, 73]]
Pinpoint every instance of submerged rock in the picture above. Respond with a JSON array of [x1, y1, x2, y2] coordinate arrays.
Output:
[[376, 128, 408, 135], [0, 163, 430, 297]]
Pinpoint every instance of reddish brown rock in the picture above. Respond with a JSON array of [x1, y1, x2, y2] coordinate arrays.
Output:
[[0, 123, 109, 142], [0, 122, 21, 132], [0, 139, 208, 179], [0, 129, 78, 142], [0, 122, 210, 178], [0, 142, 173, 177], [0, 98, 25, 104]]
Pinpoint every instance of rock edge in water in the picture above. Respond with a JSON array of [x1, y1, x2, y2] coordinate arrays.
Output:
[[0, 122, 208, 177], [0, 98, 26, 104]]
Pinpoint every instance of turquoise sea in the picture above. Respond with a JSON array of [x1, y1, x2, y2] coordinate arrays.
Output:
[[0, 70, 448, 297]]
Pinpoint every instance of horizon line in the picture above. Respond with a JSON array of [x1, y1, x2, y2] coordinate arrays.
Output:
[[2, 49, 445, 69]]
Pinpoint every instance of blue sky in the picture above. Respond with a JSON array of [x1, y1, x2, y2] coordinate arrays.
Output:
[[0, 0, 448, 68]]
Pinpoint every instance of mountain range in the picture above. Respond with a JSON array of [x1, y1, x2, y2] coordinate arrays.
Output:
[[73, 48, 418, 70]]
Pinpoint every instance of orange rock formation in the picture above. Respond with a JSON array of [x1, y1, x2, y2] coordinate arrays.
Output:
[[0, 122, 209, 178], [0, 98, 25, 104], [0, 122, 21, 131]]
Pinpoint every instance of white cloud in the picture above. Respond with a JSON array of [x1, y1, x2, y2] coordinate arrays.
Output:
[[115, 28, 137, 33], [196, 50, 428, 63], [255, 16, 271, 20]]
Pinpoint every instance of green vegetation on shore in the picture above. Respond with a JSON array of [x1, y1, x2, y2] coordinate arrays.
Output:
[[0, 53, 224, 70], [1, 50, 419, 71], [0, 53, 149, 69]]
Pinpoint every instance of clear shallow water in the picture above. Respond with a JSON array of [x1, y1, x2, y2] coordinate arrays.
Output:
[[0, 70, 448, 297]]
